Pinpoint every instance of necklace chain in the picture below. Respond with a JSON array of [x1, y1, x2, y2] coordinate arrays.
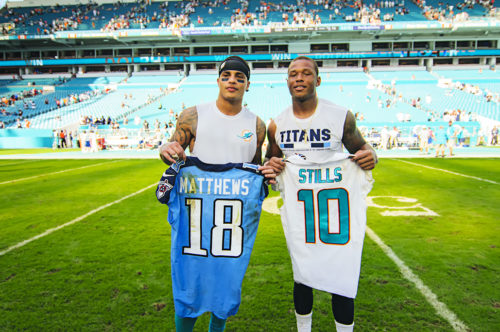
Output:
[[293, 105, 317, 143]]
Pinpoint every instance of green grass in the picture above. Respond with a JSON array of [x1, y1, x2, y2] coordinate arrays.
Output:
[[0, 158, 499, 331], [0, 148, 80, 155]]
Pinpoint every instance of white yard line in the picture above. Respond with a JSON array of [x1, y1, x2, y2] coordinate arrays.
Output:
[[0, 183, 157, 257], [0, 160, 121, 185], [397, 159, 498, 185], [366, 226, 469, 332]]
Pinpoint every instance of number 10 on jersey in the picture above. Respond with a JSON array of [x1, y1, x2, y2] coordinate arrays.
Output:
[[298, 188, 350, 245]]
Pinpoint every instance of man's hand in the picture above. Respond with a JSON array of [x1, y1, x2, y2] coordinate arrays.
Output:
[[159, 141, 187, 165], [266, 157, 286, 175], [351, 149, 377, 170], [258, 163, 278, 185]]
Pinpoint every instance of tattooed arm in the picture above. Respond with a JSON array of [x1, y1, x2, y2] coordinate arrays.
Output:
[[159, 106, 197, 165], [342, 110, 377, 170]]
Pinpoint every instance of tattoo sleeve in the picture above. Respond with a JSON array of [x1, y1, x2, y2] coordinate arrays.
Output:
[[169, 107, 197, 150], [342, 110, 367, 154]]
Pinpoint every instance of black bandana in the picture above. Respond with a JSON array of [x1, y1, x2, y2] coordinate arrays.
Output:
[[218, 57, 250, 80]]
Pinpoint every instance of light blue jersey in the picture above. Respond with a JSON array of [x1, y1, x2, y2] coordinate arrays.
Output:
[[156, 157, 268, 319]]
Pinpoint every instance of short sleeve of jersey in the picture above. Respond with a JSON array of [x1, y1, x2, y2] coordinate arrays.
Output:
[[156, 159, 188, 205]]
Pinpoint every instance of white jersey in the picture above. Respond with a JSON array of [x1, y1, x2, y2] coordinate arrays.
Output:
[[277, 153, 373, 298], [274, 98, 347, 162], [192, 101, 258, 164]]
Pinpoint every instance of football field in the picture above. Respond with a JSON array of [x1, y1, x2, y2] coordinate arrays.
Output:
[[0, 157, 498, 331]]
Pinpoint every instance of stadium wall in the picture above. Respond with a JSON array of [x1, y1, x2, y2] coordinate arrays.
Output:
[[0, 129, 53, 148]]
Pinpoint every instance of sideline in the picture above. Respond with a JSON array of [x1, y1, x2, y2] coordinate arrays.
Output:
[[0, 183, 157, 257], [397, 159, 499, 185], [0, 160, 121, 185], [366, 227, 469, 332]]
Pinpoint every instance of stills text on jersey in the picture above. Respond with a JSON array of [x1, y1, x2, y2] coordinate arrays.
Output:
[[298, 167, 342, 184]]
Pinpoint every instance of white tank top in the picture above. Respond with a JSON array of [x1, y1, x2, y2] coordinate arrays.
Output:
[[274, 98, 347, 162], [191, 101, 258, 164]]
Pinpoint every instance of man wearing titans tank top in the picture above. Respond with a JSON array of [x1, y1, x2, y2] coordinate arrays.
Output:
[[158, 56, 276, 332], [265, 56, 378, 332]]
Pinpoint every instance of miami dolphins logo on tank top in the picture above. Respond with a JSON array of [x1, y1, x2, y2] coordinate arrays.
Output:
[[237, 130, 254, 142]]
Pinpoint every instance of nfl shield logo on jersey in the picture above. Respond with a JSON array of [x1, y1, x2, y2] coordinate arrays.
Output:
[[171, 160, 186, 173], [156, 180, 173, 200]]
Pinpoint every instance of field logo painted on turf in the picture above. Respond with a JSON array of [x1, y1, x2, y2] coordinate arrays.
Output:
[[262, 196, 281, 215], [367, 196, 439, 217]]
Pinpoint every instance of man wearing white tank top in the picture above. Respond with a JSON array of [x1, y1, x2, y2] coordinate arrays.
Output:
[[160, 57, 268, 166], [265, 56, 377, 332], [158, 56, 275, 332]]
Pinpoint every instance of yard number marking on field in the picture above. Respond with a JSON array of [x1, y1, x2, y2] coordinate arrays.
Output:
[[397, 159, 499, 185], [262, 196, 281, 215], [0, 183, 157, 257], [0, 160, 121, 185], [367, 196, 439, 216]]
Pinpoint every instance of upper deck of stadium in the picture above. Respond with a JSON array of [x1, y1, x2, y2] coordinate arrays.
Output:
[[1, 0, 496, 36]]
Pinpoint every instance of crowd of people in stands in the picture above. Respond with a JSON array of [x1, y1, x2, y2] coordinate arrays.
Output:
[[1, 87, 43, 107], [1, 0, 497, 35], [53, 89, 107, 108], [80, 114, 114, 126], [0, 81, 116, 128], [445, 79, 500, 104], [2, 2, 101, 35], [364, 75, 490, 124], [102, 1, 147, 31], [0, 87, 44, 122], [416, 0, 495, 21]]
